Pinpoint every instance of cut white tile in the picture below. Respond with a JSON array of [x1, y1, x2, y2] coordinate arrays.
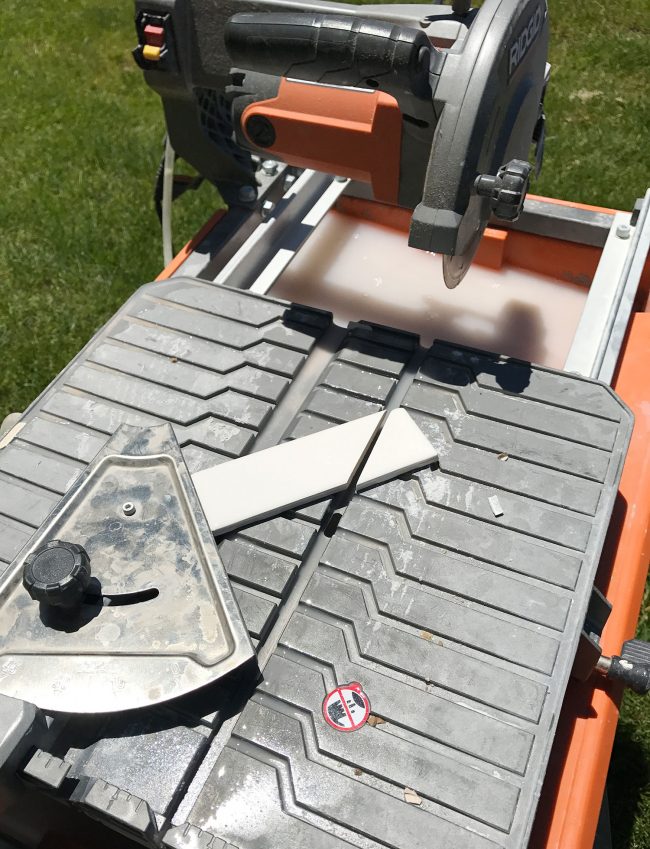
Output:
[[488, 494, 504, 517], [358, 408, 437, 489], [192, 410, 436, 535]]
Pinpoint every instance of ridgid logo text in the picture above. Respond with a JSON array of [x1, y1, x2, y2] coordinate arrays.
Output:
[[509, 5, 543, 76]]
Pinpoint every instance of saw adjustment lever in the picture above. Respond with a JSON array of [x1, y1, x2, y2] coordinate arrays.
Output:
[[475, 159, 532, 222]]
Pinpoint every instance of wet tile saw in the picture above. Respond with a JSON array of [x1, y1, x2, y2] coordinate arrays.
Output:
[[0, 2, 649, 849]]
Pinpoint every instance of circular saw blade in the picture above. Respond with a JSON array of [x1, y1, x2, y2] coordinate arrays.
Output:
[[442, 227, 483, 289], [442, 195, 490, 289]]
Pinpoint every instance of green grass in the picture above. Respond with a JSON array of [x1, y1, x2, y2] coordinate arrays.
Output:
[[0, 0, 220, 412], [0, 1, 649, 846], [611, 582, 650, 849], [534, 0, 649, 210]]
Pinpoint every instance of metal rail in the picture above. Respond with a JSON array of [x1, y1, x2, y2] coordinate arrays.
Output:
[[565, 190, 650, 383]]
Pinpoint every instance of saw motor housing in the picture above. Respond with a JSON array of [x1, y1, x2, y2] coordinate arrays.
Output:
[[134, 0, 549, 281]]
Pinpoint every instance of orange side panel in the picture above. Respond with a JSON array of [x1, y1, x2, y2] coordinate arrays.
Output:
[[531, 312, 650, 849], [242, 79, 402, 205], [336, 195, 411, 230], [523, 194, 650, 297], [334, 195, 508, 269], [336, 195, 604, 284], [475, 228, 508, 270], [502, 230, 601, 287], [505, 230, 650, 294], [155, 210, 225, 282], [337, 194, 620, 227]]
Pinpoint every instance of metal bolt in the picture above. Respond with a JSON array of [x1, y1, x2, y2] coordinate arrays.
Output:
[[261, 200, 275, 221], [238, 185, 257, 204], [335, 175, 348, 183], [283, 173, 297, 191], [419, 17, 430, 27], [122, 502, 136, 517], [261, 200, 275, 219], [616, 223, 631, 240], [261, 160, 278, 176]]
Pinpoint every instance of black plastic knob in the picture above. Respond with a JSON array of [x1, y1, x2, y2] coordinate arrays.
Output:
[[474, 159, 532, 221], [23, 540, 91, 611]]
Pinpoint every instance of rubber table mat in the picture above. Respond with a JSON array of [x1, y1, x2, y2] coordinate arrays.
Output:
[[0, 277, 631, 849]]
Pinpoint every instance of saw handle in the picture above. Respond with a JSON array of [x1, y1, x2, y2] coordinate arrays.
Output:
[[601, 639, 650, 695], [606, 655, 650, 695], [225, 12, 433, 101]]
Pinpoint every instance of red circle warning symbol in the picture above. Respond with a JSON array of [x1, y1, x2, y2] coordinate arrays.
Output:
[[322, 682, 370, 732]]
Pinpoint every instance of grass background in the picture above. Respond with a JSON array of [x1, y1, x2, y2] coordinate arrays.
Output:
[[0, 0, 648, 845]]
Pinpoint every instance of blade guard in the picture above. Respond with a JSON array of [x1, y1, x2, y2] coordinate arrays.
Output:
[[409, 0, 549, 258]]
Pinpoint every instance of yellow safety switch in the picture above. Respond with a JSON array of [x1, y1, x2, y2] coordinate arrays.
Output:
[[142, 44, 162, 62]]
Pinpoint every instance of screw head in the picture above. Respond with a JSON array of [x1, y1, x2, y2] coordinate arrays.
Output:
[[616, 223, 631, 240], [122, 501, 136, 517]]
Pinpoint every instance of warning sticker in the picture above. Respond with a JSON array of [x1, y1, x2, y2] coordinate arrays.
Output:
[[322, 682, 370, 732]]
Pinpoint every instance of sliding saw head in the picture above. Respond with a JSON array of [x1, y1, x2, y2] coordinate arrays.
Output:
[[134, 0, 549, 286]]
